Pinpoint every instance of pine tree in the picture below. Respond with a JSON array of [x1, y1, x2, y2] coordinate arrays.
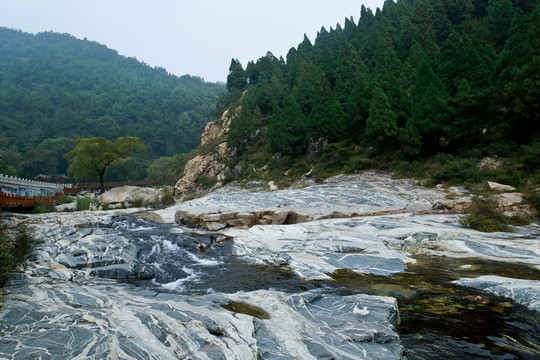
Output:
[[308, 75, 348, 142], [496, 6, 540, 139], [267, 94, 307, 155], [226, 59, 246, 92], [365, 86, 398, 147], [294, 62, 321, 117], [486, 0, 515, 48], [410, 82, 450, 152]]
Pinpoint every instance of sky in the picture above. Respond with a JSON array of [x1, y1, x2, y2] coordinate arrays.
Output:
[[0, 0, 386, 83]]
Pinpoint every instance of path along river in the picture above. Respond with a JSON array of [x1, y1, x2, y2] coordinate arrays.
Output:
[[1, 173, 539, 359]]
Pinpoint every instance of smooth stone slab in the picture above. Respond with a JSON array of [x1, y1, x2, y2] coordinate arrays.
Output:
[[0, 282, 403, 360], [454, 276, 540, 311]]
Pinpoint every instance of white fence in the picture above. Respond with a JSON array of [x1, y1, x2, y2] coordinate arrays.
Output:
[[0, 174, 66, 197]]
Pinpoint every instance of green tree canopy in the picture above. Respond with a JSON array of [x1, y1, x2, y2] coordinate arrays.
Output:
[[65, 137, 146, 193], [365, 86, 398, 148]]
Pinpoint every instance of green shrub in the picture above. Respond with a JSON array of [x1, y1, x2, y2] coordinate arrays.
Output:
[[160, 187, 176, 206], [0, 223, 35, 287], [76, 197, 98, 211], [32, 200, 56, 214], [525, 190, 540, 217], [199, 176, 216, 189], [56, 195, 74, 205], [460, 197, 511, 232], [429, 154, 485, 185], [133, 198, 144, 208]]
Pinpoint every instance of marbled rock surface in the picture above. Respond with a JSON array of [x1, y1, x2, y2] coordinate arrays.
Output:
[[222, 214, 540, 280], [0, 280, 402, 360], [157, 172, 540, 283], [0, 211, 403, 360], [454, 276, 540, 311], [162, 172, 447, 227]]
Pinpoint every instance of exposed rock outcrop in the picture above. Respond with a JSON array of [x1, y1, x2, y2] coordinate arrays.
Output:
[[200, 107, 237, 146], [175, 104, 240, 196]]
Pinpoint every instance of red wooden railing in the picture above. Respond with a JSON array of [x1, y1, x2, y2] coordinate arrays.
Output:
[[0, 191, 60, 208], [0, 179, 169, 210]]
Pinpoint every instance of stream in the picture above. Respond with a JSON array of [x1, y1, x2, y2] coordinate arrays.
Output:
[[1, 210, 539, 359], [120, 216, 540, 359]]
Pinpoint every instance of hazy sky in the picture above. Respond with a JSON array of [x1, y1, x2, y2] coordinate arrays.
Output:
[[0, 0, 385, 83]]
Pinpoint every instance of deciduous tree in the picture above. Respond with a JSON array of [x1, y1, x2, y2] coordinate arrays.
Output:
[[65, 137, 145, 194]]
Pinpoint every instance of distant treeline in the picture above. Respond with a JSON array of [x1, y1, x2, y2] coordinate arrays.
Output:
[[0, 28, 225, 179]]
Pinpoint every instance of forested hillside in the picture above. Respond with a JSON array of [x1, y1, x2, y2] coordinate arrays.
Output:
[[0, 28, 225, 178], [219, 0, 539, 186]]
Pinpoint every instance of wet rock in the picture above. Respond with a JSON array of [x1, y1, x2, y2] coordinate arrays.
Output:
[[88, 264, 133, 279], [0, 284, 403, 360], [454, 276, 540, 311]]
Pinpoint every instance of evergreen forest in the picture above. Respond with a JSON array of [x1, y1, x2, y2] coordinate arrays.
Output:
[[0, 28, 225, 179], [221, 0, 540, 187]]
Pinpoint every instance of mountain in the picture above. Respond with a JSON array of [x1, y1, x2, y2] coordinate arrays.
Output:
[[0, 28, 225, 178], [178, 0, 539, 192]]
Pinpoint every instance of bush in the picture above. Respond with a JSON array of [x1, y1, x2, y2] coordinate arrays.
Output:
[[0, 223, 35, 287], [160, 187, 175, 206], [460, 197, 511, 232], [56, 195, 74, 205], [428, 154, 485, 185], [76, 197, 98, 211], [32, 200, 56, 214], [133, 198, 144, 208], [525, 190, 540, 217], [199, 176, 216, 189]]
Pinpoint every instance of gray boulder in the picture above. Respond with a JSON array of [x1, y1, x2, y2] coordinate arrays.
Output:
[[99, 186, 160, 207]]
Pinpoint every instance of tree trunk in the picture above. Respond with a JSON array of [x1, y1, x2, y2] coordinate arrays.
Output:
[[99, 172, 105, 194]]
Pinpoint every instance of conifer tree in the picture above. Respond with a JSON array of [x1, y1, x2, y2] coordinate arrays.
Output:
[[365, 86, 398, 148], [486, 0, 515, 48], [294, 62, 321, 117], [308, 75, 347, 142], [267, 94, 307, 155], [226, 59, 246, 92]]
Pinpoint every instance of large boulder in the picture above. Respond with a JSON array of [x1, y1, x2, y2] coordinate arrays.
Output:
[[99, 186, 160, 207]]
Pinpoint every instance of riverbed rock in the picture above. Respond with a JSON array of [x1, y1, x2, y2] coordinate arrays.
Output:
[[166, 171, 449, 227], [0, 210, 404, 359], [454, 276, 540, 311], [99, 185, 160, 207], [0, 282, 403, 360]]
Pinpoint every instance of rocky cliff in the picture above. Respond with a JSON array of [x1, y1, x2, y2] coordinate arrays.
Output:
[[174, 103, 241, 197]]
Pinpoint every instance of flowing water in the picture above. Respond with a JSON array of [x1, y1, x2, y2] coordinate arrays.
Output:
[[42, 216, 540, 358]]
